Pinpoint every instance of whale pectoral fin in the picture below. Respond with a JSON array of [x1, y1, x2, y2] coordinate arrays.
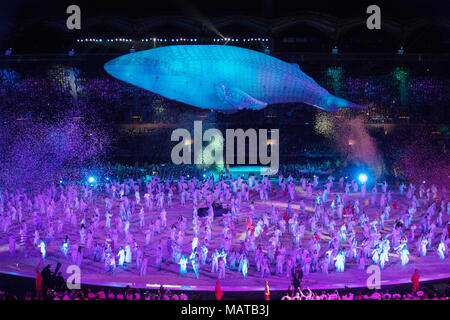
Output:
[[215, 84, 268, 111]]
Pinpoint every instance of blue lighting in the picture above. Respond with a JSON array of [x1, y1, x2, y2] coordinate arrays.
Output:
[[88, 176, 95, 183], [358, 173, 368, 184], [104, 45, 364, 113]]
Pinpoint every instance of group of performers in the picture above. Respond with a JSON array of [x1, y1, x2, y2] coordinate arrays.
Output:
[[1, 169, 449, 284]]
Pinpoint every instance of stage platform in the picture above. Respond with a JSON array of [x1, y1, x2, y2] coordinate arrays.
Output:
[[0, 254, 449, 292]]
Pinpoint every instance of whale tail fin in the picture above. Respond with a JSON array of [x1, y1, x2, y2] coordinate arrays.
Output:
[[325, 95, 366, 112]]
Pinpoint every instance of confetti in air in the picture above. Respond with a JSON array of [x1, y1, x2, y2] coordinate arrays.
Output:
[[0, 115, 111, 190]]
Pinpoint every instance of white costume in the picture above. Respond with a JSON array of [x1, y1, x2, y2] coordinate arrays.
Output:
[[334, 251, 345, 272], [117, 247, 125, 266]]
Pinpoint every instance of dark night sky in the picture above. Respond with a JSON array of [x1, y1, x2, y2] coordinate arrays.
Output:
[[1, 0, 449, 20]]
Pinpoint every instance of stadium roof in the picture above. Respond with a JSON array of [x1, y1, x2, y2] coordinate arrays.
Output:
[[1, 0, 449, 20]]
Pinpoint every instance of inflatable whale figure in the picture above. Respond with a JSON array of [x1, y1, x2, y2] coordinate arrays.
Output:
[[104, 45, 364, 112]]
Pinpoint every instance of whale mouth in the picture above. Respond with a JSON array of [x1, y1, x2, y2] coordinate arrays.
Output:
[[104, 54, 135, 80], [104, 59, 119, 78]]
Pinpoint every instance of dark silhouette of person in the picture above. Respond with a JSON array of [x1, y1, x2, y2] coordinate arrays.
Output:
[[291, 266, 303, 293], [55, 272, 65, 292], [41, 265, 52, 296]]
